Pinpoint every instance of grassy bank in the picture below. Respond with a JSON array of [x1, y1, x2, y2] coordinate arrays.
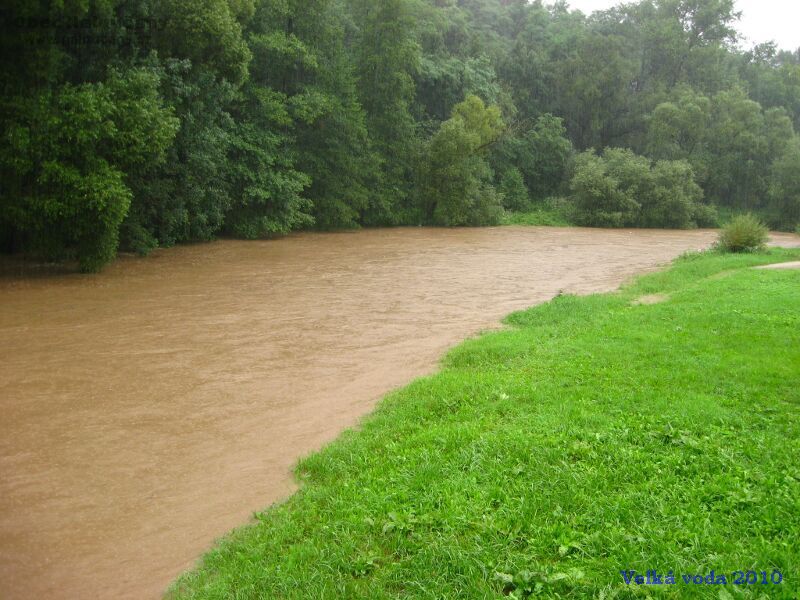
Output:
[[501, 202, 572, 227], [171, 249, 800, 599]]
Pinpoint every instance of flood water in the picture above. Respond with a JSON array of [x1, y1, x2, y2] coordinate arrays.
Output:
[[2, 226, 797, 599]]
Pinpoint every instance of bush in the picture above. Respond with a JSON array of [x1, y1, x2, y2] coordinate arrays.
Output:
[[692, 203, 719, 228], [716, 214, 769, 253], [569, 150, 641, 227], [498, 167, 530, 211], [570, 148, 707, 229], [641, 159, 704, 228], [501, 197, 572, 226]]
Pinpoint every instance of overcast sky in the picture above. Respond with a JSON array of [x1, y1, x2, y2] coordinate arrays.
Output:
[[562, 0, 800, 51]]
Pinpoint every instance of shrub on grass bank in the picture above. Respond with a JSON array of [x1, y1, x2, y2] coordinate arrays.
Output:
[[716, 214, 768, 252]]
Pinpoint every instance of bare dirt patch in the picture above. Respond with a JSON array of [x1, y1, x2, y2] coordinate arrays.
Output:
[[755, 261, 800, 270], [632, 293, 669, 305]]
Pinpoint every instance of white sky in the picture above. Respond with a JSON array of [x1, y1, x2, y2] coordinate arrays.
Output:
[[562, 0, 800, 51]]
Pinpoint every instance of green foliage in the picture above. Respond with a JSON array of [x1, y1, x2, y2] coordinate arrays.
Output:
[[647, 87, 798, 219], [691, 202, 720, 228], [224, 118, 313, 238], [349, 0, 421, 224], [570, 150, 642, 227], [1, 68, 178, 271], [646, 88, 713, 167], [716, 214, 769, 253], [122, 62, 237, 248], [739, 44, 800, 131], [292, 0, 380, 230], [492, 115, 573, 203], [768, 138, 800, 230], [154, 0, 252, 84], [497, 167, 529, 212], [223, 0, 323, 236], [554, 32, 640, 149], [415, 52, 508, 123], [705, 91, 791, 210], [501, 199, 572, 227], [571, 148, 707, 229], [522, 115, 574, 200], [418, 95, 505, 226], [641, 158, 706, 228], [4, 0, 800, 269], [450, 95, 504, 148]]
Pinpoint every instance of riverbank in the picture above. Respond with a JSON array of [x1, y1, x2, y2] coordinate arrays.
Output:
[[6, 227, 743, 599], [171, 247, 800, 599]]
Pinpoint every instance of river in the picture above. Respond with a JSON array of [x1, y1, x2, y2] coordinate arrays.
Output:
[[2, 226, 796, 599]]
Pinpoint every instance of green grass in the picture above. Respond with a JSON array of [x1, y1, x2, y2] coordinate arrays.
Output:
[[501, 203, 572, 227], [170, 248, 800, 599]]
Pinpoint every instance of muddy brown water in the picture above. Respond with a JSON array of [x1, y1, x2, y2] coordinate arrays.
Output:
[[2, 226, 798, 599]]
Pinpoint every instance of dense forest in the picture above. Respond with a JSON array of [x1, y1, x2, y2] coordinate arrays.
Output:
[[1, 0, 799, 271]]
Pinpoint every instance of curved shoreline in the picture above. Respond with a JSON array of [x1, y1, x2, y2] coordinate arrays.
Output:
[[1, 227, 798, 599]]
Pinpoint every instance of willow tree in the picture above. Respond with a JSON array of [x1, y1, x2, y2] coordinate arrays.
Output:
[[419, 95, 505, 226]]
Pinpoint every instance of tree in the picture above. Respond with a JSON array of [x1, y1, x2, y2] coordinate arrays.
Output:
[[704, 90, 796, 210], [348, 0, 421, 224], [648, 0, 740, 89], [518, 115, 573, 200], [290, 0, 379, 229], [646, 87, 797, 215], [121, 60, 239, 250], [769, 139, 800, 229], [642, 158, 707, 228], [4, 0, 800, 268], [1, 69, 178, 270], [552, 33, 640, 149], [419, 95, 505, 226], [153, 0, 252, 85]]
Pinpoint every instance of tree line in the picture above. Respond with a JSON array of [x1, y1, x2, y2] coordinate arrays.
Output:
[[1, 0, 799, 271]]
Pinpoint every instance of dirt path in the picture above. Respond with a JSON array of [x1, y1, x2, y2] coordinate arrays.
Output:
[[756, 260, 800, 269], [1, 227, 797, 599]]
